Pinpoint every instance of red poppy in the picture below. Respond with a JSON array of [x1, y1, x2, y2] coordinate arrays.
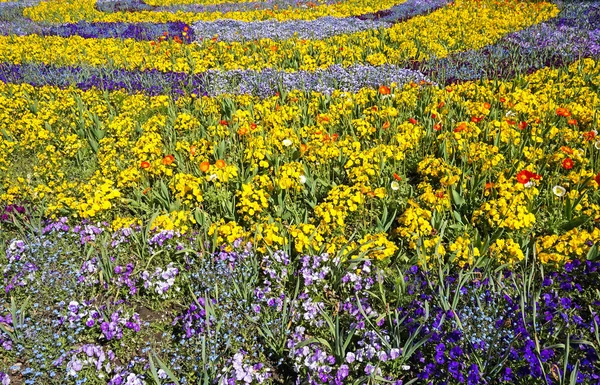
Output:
[[518, 121, 528, 130], [393, 173, 402, 181], [408, 118, 418, 125], [562, 158, 574, 170], [516, 170, 534, 184], [595, 172, 600, 186], [471, 116, 483, 123], [140, 161, 150, 169], [219, 120, 228, 126], [431, 113, 437, 119]]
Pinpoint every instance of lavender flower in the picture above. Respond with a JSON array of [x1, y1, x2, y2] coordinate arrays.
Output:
[[192, 17, 389, 42]]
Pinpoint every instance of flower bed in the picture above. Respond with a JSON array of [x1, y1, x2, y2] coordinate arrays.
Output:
[[0, 0, 599, 383]]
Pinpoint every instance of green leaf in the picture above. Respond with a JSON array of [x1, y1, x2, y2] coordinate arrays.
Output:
[[561, 216, 589, 231], [451, 189, 465, 206]]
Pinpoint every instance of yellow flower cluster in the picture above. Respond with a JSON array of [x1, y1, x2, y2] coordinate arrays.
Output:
[[24, 0, 405, 24], [473, 175, 538, 231], [237, 183, 270, 222], [449, 235, 480, 267], [170, 173, 204, 205], [537, 228, 600, 265]]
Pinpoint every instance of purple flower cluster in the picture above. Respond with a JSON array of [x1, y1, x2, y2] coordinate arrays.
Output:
[[356, 0, 449, 23], [0, 63, 207, 96], [96, 0, 341, 14], [2, 218, 600, 384], [0, 61, 431, 97], [140, 262, 179, 297], [0, 204, 25, 223], [217, 351, 272, 384], [192, 17, 389, 42], [3, 239, 39, 293], [201, 64, 432, 97], [417, 1, 600, 83], [0, 17, 193, 42]]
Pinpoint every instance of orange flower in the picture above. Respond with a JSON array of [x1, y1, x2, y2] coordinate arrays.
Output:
[[408, 118, 418, 125], [140, 161, 150, 169], [562, 158, 574, 170], [237, 127, 248, 136], [300, 143, 308, 153], [583, 130, 597, 141], [483, 102, 491, 109], [219, 120, 228, 126], [189, 146, 197, 156], [433, 123, 442, 131], [595, 172, 600, 186], [560, 146, 574, 155], [471, 116, 483, 123], [382, 121, 391, 130], [454, 122, 467, 133], [518, 121, 528, 130], [567, 119, 578, 126], [556, 107, 571, 117], [162, 154, 175, 165], [215, 159, 226, 169], [485, 182, 495, 189], [437, 101, 445, 109], [378, 85, 391, 95], [199, 161, 210, 172], [393, 173, 402, 181]]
